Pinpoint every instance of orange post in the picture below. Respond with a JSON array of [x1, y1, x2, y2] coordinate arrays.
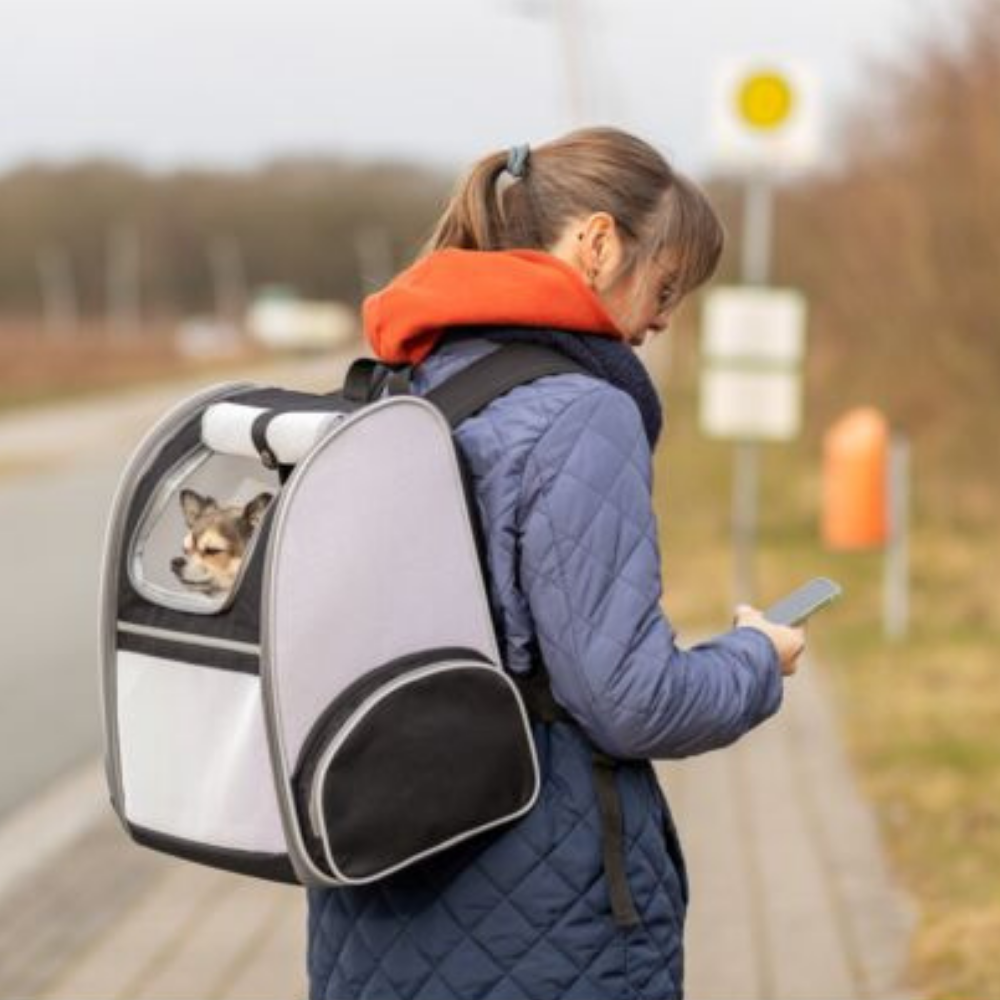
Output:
[[822, 407, 889, 550]]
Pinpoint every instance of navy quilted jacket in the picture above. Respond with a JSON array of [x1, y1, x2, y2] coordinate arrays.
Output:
[[307, 336, 783, 1000]]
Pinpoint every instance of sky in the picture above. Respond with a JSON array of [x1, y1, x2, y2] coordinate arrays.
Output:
[[1, 0, 959, 178]]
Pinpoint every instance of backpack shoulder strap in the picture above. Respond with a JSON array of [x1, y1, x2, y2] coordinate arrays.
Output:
[[423, 342, 590, 428], [427, 342, 643, 929]]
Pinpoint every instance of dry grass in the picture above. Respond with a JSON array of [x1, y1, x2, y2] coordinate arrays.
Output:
[[0, 320, 267, 411], [653, 349, 1000, 1000]]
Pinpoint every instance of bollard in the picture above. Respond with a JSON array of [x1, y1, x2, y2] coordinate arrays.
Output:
[[822, 407, 889, 550]]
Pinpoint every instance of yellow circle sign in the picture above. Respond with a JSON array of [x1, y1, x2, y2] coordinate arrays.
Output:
[[736, 71, 795, 131]]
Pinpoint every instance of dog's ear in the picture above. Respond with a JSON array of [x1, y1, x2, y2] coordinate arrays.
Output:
[[244, 492, 274, 530], [180, 489, 215, 526]]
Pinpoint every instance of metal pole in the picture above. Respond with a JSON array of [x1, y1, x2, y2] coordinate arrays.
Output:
[[208, 236, 247, 325], [554, 0, 586, 126], [733, 169, 774, 606], [884, 434, 911, 640], [505, 0, 586, 126], [354, 224, 396, 297], [733, 439, 760, 605], [36, 246, 78, 339], [107, 223, 141, 337], [742, 171, 775, 285]]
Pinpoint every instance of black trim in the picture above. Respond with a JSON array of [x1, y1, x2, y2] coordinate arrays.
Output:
[[250, 410, 279, 470], [129, 823, 299, 884], [117, 629, 259, 675], [230, 386, 358, 414]]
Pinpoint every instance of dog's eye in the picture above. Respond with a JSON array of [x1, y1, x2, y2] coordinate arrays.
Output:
[[201, 546, 224, 557]]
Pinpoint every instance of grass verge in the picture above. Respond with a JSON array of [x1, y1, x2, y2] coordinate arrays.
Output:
[[653, 352, 1000, 1000]]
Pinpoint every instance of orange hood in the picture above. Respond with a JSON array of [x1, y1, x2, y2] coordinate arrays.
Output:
[[362, 248, 623, 365]]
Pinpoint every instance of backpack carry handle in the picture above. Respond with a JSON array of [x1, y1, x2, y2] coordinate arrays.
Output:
[[343, 358, 412, 403]]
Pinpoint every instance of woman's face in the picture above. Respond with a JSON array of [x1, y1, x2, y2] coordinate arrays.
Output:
[[551, 213, 682, 348], [598, 258, 680, 348]]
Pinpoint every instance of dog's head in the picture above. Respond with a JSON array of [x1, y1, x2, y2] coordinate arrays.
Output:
[[170, 489, 273, 596]]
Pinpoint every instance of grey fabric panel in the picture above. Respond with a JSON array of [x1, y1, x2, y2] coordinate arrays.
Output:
[[267, 396, 502, 774]]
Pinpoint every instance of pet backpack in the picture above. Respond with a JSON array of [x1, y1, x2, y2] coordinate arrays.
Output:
[[100, 342, 591, 889]]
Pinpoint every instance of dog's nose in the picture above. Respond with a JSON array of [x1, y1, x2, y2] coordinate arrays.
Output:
[[171, 556, 186, 573]]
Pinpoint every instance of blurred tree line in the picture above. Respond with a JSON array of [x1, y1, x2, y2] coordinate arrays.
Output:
[[760, 0, 999, 477], [0, 158, 450, 320], [3, 0, 998, 479]]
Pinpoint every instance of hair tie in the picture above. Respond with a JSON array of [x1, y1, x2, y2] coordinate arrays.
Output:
[[506, 144, 531, 179]]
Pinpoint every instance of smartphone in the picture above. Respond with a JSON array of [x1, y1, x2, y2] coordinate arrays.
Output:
[[763, 577, 843, 627]]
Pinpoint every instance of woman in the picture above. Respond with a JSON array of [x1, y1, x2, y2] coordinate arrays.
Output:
[[308, 127, 805, 1000]]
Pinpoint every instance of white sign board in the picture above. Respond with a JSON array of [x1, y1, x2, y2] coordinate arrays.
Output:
[[711, 61, 821, 172], [700, 369, 802, 441], [703, 287, 807, 364], [699, 287, 808, 442]]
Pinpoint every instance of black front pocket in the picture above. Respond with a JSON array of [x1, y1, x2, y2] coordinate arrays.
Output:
[[293, 649, 540, 881]]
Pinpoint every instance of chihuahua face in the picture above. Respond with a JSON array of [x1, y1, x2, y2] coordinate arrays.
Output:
[[170, 489, 273, 597]]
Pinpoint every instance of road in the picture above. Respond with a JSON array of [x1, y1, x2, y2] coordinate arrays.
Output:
[[0, 351, 354, 820]]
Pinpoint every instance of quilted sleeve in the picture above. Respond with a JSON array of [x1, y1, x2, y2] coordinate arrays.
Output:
[[517, 382, 784, 760]]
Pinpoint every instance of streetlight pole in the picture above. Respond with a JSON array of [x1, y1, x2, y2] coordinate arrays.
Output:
[[554, 0, 586, 126], [508, 0, 588, 126]]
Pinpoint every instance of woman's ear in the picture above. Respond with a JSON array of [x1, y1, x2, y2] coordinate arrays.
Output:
[[576, 212, 623, 288]]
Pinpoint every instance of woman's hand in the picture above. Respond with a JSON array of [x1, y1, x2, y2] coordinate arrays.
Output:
[[733, 605, 806, 677]]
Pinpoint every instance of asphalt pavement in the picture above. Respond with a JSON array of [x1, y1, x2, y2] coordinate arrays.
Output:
[[0, 350, 354, 820]]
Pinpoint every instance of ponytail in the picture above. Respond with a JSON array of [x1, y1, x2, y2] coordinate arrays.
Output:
[[424, 151, 509, 252], [421, 127, 724, 300]]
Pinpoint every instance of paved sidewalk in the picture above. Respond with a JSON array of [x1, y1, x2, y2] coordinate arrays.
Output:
[[0, 654, 917, 1000], [658, 653, 918, 1000]]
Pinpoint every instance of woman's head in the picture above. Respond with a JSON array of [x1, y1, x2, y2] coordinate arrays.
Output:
[[424, 126, 725, 344]]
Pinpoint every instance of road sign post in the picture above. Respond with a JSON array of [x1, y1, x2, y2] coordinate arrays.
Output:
[[700, 288, 808, 603], [708, 61, 820, 606]]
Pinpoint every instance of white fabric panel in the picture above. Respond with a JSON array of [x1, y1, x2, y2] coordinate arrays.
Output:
[[202, 402, 341, 464], [117, 650, 286, 853], [269, 399, 501, 769]]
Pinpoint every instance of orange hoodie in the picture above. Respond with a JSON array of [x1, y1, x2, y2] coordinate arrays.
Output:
[[362, 248, 623, 365]]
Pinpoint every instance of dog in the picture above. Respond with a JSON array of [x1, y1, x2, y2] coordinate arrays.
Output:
[[170, 489, 273, 597]]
